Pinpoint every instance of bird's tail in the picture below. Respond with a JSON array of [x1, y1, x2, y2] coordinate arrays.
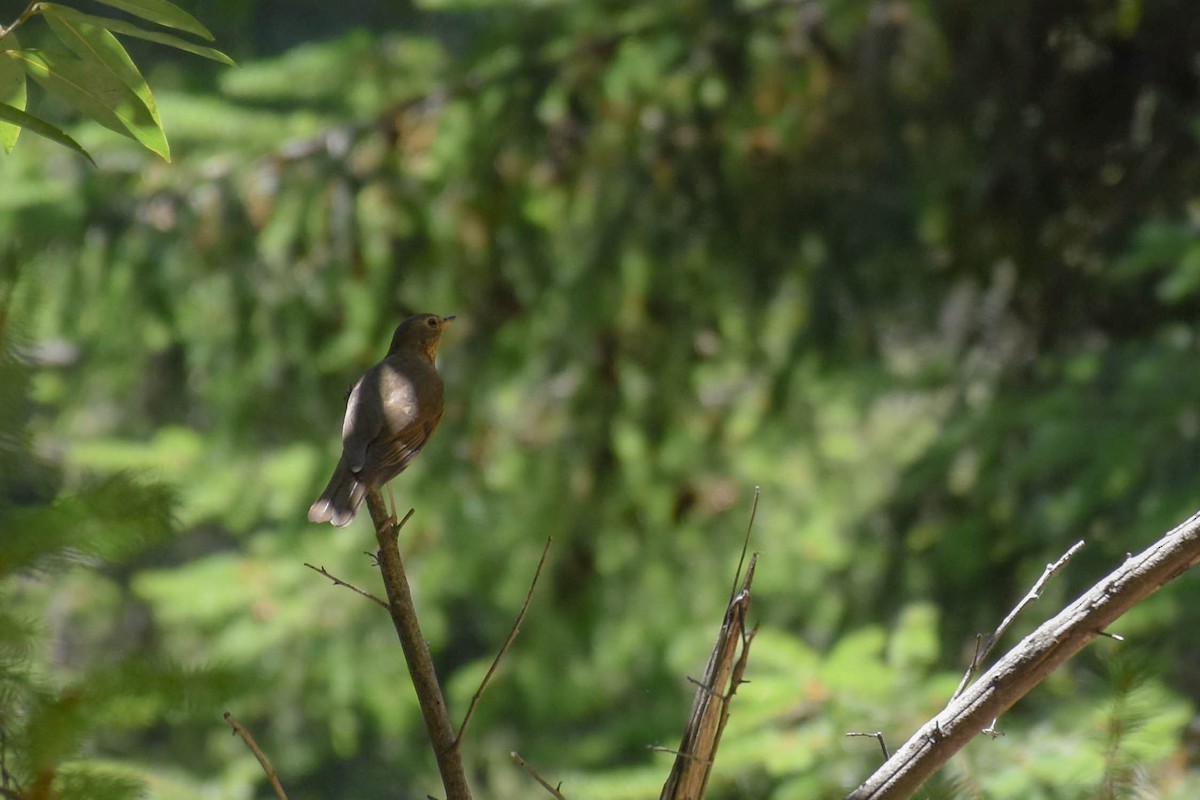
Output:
[[307, 459, 368, 527]]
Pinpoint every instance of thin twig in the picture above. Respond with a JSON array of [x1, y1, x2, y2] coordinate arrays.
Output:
[[846, 731, 891, 761], [951, 539, 1085, 700], [365, 495, 472, 800], [223, 712, 288, 800], [455, 536, 553, 750], [728, 486, 760, 606], [391, 506, 416, 535], [0, 2, 40, 39], [303, 563, 388, 609], [511, 751, 569, 800], [649, 744, 712, 763]]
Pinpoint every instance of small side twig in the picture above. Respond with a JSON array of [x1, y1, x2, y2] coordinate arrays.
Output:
[[728, 486, 760, 606], [846, 731, 891, 761], [649, 744, 713, 764], [455, 536, 553, 750], [0, 2, 39, 39], [951, 539, 1085, 700], [303, 563, 388, 609], [224, 711, 288, 800], [511, 751, 569, 800]]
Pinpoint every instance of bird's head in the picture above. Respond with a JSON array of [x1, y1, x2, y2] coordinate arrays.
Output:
[[387, 313, 455, 361]]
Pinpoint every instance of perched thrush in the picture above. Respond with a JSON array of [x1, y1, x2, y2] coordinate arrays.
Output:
[[308, 313, 454, 527]]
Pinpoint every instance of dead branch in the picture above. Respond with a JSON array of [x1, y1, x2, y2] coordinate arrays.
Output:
[[511, 752, 569, 800], [364, 493, 472, 800], [845, 731, 890, 761], [303, 562, 388, 609], [660, 555, 758, 800], [846, 508, 1200, 800], [660, 489, 762, 800], [455, 536, 553, 750], [223, 711, 288, 800], [951, 539, 1085, 700]]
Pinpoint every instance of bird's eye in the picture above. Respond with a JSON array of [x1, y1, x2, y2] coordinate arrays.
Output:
[[427, 317, 438, 328]]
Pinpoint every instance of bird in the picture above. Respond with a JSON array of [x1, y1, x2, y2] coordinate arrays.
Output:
[[308, 313, 455, 527]]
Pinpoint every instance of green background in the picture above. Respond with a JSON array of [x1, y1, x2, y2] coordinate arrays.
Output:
[[2, 0, 1200, 798]]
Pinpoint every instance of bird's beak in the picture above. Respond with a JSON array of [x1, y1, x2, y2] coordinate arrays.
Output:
[[441, 315, 457, 326]]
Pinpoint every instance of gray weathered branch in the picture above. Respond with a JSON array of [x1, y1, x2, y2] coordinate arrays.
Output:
[[846, 508, 1200, 800]]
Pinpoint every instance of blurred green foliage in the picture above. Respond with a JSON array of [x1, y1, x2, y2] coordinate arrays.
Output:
[[2, 0, 1200, 798]]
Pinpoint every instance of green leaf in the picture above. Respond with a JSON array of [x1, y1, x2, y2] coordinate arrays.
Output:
[[0, 101, 95, 163], [0, 32, 25, 152], [39, 5, 234, 66], [41, 5, 163, 132], [91, 0, 214, 41], [7, 49, 169, 160]]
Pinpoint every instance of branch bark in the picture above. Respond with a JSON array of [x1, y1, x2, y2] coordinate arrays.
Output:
[[365, 492, 472, 800], [660, 555, 758, 800], [224, 711, 288, 800], [846, 508, 1200, 800]]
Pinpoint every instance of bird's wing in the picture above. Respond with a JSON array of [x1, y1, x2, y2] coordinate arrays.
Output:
[[363, 356, 444, 483], [341, 368, 391, 473], [368, 411, 443, 482]]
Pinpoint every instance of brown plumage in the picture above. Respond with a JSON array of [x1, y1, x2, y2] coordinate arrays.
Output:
[[308, 313, 454, 527]]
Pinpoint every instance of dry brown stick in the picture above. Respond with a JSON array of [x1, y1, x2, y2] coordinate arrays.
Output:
[[660, 491, 762, 800], [511, 752, 569, 800], [455, 536, 553, 750], [727, 486, 760, 605], [950, 539, 1085, 700], [846, 508, 1200, 800], [303, 562, 388, 609], [660, 555, 758, 800], [365, 494, 472, 800], [223, 711, 288, 800]]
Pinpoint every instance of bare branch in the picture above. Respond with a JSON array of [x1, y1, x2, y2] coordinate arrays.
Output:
[[511, 751, 569, 800], [846, 732, 891, 761], [223, 711, 288, 800], [951, 539, 1085, 700], [660, 555, 758, 800], [728, 486, 760, 606], [364, 493, 472, 800], [846, 509, 1200, 800], [659, 492, 764, 800], [303, 562, 388, 609], [0, 3, 40, 39], [455, 536, 553, 750]]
